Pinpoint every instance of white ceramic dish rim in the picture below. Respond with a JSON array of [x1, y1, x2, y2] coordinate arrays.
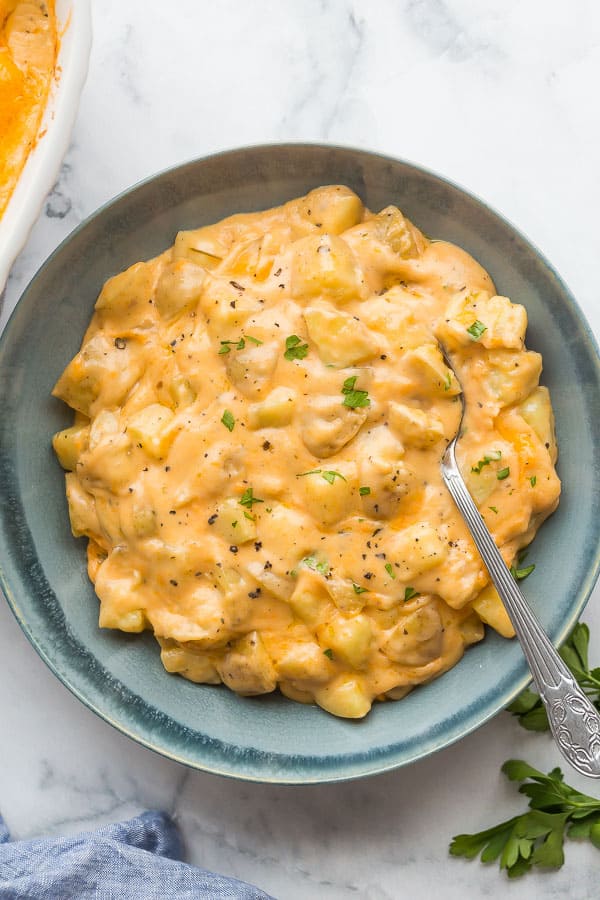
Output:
[[0, 0, 92, 295]]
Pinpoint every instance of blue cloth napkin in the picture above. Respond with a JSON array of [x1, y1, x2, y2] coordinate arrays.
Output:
[[0, 810, 275, 899]]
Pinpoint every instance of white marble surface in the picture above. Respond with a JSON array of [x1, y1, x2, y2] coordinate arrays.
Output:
[[1, 1, 600, 896]]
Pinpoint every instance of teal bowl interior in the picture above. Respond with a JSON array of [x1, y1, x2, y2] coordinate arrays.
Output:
[[1, 144, 599, 783]]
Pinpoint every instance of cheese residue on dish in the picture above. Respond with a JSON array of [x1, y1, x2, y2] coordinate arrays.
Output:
[[52, 186, 561, 719], [0, 1, 57, 218]]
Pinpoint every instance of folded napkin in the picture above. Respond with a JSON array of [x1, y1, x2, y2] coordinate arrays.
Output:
[[0, 810, 274, 899]]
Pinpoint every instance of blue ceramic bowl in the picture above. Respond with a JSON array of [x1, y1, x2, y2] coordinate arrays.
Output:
[[1, 145, 599, 783]]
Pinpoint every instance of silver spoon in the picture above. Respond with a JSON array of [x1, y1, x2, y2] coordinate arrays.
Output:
[[440, 349, 600, 778]]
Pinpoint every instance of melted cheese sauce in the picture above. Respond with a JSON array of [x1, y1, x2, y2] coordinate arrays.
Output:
[[0, 1, 57, 217], [52, 186, 561, 719]]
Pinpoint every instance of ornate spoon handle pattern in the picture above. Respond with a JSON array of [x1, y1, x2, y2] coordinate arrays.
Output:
[[442, 440, 600, 778]]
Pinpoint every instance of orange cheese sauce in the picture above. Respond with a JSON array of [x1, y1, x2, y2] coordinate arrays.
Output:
[[52, 187, 561, 719], [0, 1, 57, 217]]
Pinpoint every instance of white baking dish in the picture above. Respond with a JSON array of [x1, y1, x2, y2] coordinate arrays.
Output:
[[0, 0, 92, 293]]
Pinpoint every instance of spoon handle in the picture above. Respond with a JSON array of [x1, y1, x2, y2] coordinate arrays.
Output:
[[442, 442, 600, 778]]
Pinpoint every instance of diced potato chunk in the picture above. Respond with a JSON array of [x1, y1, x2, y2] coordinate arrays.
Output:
[[126, 403, 175, 459], [168, 375, 197, 408], [216, 631, 277, 695], [213, 497, 257, 544], [288, 572, 331, 626], [385, 523, 448, 579], [291, 234, 364, 304], [458, 612, 485, 645], [173, 225, 228, 267], [303, 305, 377, 366], [294, 185, 364, 234], [464, 463, 499, 505], [297, 463, 357, 526], [52, 424, 89, 471], [221, 235, 274, 281], [518, 386, 557, 462], [383, 603, 443, 666], [52, 334, 144, 416], [437, 292, 527, 351], [314, 675, 372, 718], [405, 343, 461, 396], [95, 261, 159, 315], [375, 206, 423, 258], [95, 553, 146, 633], [318, 613, 373, 669], [388, 402, 444, 448], [65, 473, 100, 538], [275, 641, 331, 683], [160, 643, 221, 684], [472, 583, 515, 638], [248, 386, 297, 429], [483, 350, 542, 406], [155, 259, 206, 318], [299, 394, 367, 458], [224, 340, 279, 400]]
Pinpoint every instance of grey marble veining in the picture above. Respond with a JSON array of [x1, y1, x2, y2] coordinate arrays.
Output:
[[1, 1, 600, 897]]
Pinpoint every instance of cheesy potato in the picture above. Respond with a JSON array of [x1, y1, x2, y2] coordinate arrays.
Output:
[[0, 0, 57, 217], [52, 186, 560, 719]]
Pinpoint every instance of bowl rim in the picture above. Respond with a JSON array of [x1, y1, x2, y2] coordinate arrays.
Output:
[[0, 0, 92, 295], [2, 142, 600, 784]]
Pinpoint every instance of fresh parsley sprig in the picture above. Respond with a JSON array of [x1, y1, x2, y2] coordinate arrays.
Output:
[[508, 623, 600, 732], [284, 335, 309, 361], [450, 759, 600, 878], [341, 375, 371, 409]]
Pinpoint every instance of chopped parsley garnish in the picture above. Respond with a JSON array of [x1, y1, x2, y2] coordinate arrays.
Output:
[[284, 334, 309, 361], [466, 320, 487, 340], [404, 587, 419, 602], [323, 648, 334, 660], [497, 467, 510, 481], [471, 450, 502, 474], [239, 487, 264, 509], [359, 486, 371, 496], [297, 468, 347, 484], [300, 555, 330, 576], [384, 562, 396, 580], [509, 549, 535, 581], [218, 334, 262, 354], [221, 409, 235, 432], [353, 583, 368, 595], [530, 475, 537, 487], [341, 375, 371, 409], [488, 506, 499, 514], [443, 371, 452, 392]]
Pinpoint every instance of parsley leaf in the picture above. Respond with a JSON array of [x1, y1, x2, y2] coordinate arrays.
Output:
[[530, 475, 537, 487], [323, 648, 334, 660], [297, 469, 346, 484], [404, 586, 419, 602], [299, 555, 330, 576], [359, 486, 371, 496], [218, 334, 262, 354], [471, 450, 502, 474], [239, 487, 264, 509], [284, 334, 309, 361], [221, 409, 235, 432], [466, 320, 488, 340], [497, 466, 510, 480], [353, 583, 368, 595], [341, 375, 371, 409], [384, 562, 396, 579], [507, 623, 600, 733], [450, 758, 600, 878]]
